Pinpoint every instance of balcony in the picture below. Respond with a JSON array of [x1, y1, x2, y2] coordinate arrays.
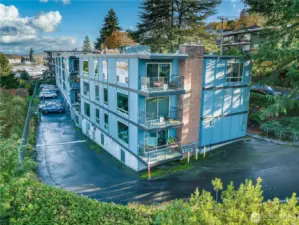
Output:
[[138, 107, 183, 130], [138, 141, 182, 165], [139, 76, 184, 96]]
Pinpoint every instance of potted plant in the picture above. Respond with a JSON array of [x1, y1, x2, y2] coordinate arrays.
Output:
[[167, 137, 176, 146]]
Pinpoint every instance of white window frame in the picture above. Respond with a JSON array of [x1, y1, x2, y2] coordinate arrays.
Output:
[[225, 60, 244, 83]]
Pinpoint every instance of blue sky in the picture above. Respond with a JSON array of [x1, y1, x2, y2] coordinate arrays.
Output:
[[0, 0, 245, 54]]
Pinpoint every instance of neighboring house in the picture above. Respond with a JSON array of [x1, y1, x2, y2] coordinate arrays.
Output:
[[46, 44, 251, 171], [217, 25, 263, 53], [5, 54, 22, 64]]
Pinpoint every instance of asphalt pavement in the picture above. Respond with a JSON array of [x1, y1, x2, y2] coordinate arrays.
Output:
[[36, 110, 299, 204]]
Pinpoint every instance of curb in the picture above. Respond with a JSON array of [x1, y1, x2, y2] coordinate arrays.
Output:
[[247, 133, 299, 147]]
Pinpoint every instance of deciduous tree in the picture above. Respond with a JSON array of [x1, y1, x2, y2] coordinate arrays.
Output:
[[104, 30, 136, 49], [0, 53, 12, 76]]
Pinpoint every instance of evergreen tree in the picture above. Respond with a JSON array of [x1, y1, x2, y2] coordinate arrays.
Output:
[[243, 0, 299, 90], [137, 0, 221, 53], [94, 9, 121, 50], [83, 36, 92, 52], [29, 48, 34, 62]]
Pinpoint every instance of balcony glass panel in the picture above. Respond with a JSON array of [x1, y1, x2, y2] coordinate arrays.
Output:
[[140, 75, 184, 92]]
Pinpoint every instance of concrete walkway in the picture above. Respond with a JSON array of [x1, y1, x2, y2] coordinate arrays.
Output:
[[37, 112, 299, 204]]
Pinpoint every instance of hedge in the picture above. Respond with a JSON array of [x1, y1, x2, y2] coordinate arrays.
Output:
[[0, 178, 153, 225]]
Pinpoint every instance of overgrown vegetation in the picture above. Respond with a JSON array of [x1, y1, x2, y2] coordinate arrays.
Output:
[[140, 160, 193, 179]]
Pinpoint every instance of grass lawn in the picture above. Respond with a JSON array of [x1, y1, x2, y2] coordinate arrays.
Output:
[[139, 160, 193, 179]]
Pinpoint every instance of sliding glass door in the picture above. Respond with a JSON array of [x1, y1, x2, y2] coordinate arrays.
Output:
[[145, 130, 168, 148], [146, 97, 169, 120], [146, 63, 171, 79]]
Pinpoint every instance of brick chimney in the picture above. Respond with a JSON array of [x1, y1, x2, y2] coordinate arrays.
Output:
[[177, 44, 205, 146]]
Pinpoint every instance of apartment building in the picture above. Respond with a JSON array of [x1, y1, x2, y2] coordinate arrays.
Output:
[[217, 25, 262, 53], [47, 44, 251, 171]]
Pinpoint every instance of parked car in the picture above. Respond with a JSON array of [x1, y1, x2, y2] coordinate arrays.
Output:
[[39, 91, 57, 99], [41, 88, 59, 93], [39, 101, 60, 111], [251, 85, 282, 96], [41, 103, 65, 114]]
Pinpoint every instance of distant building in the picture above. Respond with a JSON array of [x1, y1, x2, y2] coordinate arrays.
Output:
[[5, 54, 22, 64], [217, 25, 263, 53], [46, 44, 251, 171]]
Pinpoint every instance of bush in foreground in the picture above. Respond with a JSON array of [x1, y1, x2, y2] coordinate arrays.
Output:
[[1, 177, 298, 225]]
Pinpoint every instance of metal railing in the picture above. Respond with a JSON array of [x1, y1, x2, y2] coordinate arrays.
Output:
[[260, 124, 299, 142], [18, 82, 38, 167], [138, 141, 182, 163], [138, 107, 183, 129], [140, 75, 184, 92]]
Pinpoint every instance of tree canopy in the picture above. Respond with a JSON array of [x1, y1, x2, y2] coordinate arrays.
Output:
[[243, 0, 299, 91], [137, 0, 221, 53], [207, 12, 265, 31], [104, 30, 136, 49], [94, 9, 121, 50], [0, 53, 12, 77], [83, 36, 92, 52]]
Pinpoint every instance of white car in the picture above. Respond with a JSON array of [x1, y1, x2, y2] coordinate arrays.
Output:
[[39, 91, 57, 99]]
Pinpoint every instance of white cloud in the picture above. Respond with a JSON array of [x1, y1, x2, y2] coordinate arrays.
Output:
[[231, 0, 238, 2], [232, 4, 237, 9], [31, 11, 62, 32], [0, 4, 77, 54], [0, 4, 19, 20], [39, 0, 70, 4]]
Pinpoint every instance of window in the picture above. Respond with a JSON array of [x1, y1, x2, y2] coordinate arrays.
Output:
[[146, 63, 171, 78], [83, 82, 89, 96], [116, 60, 128, 83], [103, 88, 108, 105], [95, 108, 100, 124], [118, 121, 128, 144], [117, 93, 128, 114], [71, 58, 79, 73], [94, 60, 98, 77], [101, 133, 104, 145], [104, 113, 108, 130], [84, 102, 90, 117], [62, 57, 65, 69], [121, 149, 125, 163], [103, 60, 107, 80], [226, 60, 244, 82], [83, 60, 89, 76], [95, 85, 99, 101]]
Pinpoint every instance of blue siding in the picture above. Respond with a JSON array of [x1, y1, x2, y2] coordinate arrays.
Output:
[[199, 57, 251, 148]]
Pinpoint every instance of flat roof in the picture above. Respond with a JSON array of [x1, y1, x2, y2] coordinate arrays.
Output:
[[204, 55, 250, 59], [44, 51, 188, 59]]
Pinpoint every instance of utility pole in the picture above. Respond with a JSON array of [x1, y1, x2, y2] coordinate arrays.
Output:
[[217, 16, 228, 55]]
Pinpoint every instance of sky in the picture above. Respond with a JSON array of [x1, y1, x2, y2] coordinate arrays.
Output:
[[0, 0, 245, 55]]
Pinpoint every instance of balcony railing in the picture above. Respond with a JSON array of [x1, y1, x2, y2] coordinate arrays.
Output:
[[138, 107, 183, 129], [138, 141, 182, 164], [140, 76, 184, 92]]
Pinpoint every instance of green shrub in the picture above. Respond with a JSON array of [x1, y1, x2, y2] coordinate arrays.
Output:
[[0, 178, 152, 225]]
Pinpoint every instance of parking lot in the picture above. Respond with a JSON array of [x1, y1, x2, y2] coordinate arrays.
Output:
[[36, 87, 299, 204]]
